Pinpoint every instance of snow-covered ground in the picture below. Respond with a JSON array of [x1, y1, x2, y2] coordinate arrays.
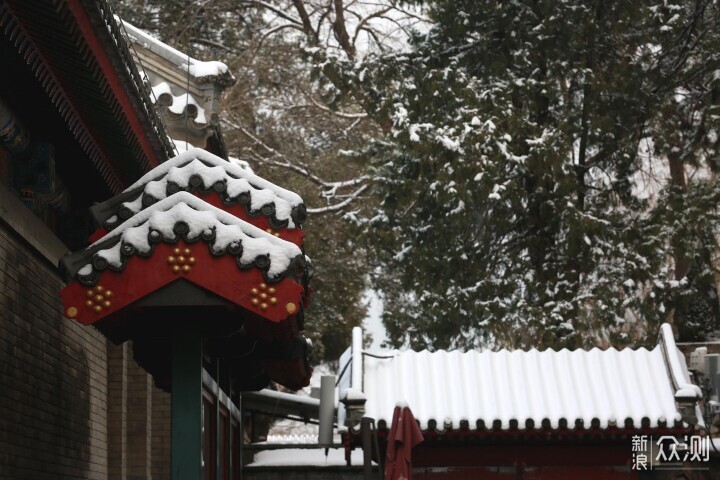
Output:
[[267, 363, 334, 438], [247, 447, 366, 467]]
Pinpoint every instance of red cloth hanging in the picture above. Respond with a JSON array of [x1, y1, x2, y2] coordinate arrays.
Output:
[[384, 404, 424, 480]]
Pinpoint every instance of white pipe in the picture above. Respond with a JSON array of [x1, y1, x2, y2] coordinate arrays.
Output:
[[351, 326, 363, 391]]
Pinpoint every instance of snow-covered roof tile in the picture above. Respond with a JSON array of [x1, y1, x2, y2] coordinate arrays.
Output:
[[152, 81, 210, 126], [91, 148, 306, 232], [63, 192, 305, 286], [339, 325, 703, 435], [119, 18, 234, 85]]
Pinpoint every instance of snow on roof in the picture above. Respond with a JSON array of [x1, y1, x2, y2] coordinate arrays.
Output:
[[117, 18, 234, 144], [72, 192, 303, 284], [659, 323, 704, 401], [153, 81, 209, 125], [119, 18, 233, 82], [229, 156, 254, 174], [99, 148, 305, 230], [339, 325, 703, 434]]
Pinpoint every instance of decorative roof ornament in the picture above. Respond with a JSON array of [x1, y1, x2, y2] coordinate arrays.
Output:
[[117, 18, 236, 153], [59, 149, 313, 391], [60, 192, 307, 326]]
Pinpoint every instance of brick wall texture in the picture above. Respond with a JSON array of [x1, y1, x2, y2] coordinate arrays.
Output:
[[0, 222, 164, 479], [108, 342, 128, 480], [0, 221, 109, 479]]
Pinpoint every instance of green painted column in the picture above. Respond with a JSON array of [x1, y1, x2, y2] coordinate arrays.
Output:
[[172, 322, 203, 480], [238, 392, 243, 480]]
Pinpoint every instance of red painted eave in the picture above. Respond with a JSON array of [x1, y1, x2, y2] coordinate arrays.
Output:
[[60, 241, 305, 326], [65, 0, 162, 171]]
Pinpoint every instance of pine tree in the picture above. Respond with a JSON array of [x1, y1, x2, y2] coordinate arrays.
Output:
[[340, 0, 720, 349]]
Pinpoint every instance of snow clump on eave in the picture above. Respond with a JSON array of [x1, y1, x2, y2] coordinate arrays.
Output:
[[86, 192, 303, 279], [122, 148, 303, 227]]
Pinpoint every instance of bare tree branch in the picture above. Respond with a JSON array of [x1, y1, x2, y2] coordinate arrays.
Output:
[[314, 4, 333, 40], [307, 184, 369, 213], [244, 0, 305, 27], [291, 0, 318, 40], [255, 24, 306, 53], [332, 0, 356, 57], [359, 25, 385, 52], [351, 6, 392, 47], [223, 117, 369, 191], [190, 37, 239, 53], [308, 97, 368, 118]]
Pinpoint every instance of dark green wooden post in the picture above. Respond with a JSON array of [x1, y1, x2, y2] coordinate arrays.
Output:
[[238, 392, 243, 480], [172, 322, 203, 480]]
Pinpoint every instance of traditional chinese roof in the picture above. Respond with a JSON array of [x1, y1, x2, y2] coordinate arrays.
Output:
[[88, 148, 306, 244], [339, 324, 703, 437], [0, 0, 174, 193], [119, 18, 235, 153], [60, 192, 307, 326], [119, 18, 235, 87]]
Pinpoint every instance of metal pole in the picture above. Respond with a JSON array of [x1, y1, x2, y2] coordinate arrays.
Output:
[[362, 417, 373, 480], [318, 375, 336, 448], [171, 322, 203, 480]]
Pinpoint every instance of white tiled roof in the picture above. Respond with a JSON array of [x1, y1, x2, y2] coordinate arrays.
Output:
[[338, 324, 703, 433]]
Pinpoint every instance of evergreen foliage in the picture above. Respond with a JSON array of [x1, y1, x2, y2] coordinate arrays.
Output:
[[330, 0, 720, 349]]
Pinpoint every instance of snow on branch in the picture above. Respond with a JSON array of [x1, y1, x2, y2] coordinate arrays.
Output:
[[308, 97, 367, 119], [222, 118, 370, 213], [245, 0, 428, 59], [307, 184, 368, 214]]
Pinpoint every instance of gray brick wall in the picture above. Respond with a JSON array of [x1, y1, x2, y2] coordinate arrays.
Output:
[[0, 220, 109, 479], [151, 386, 171, 480], [127, 357, 152, 479], [108, 342, 128, 480]]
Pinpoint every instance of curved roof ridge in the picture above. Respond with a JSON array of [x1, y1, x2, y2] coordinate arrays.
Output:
[[62, 192, 304, 283], [118, 17, 234, 84], [128, 148, 303, 205]]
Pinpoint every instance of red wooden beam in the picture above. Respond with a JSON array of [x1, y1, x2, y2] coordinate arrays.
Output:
[[64, 0, 162, 172], [60, 241, 305, 326], [410, 442, 632, 468]]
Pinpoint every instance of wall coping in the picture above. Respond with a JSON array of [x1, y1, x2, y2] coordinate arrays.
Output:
[[0, 185, 68, 266]]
